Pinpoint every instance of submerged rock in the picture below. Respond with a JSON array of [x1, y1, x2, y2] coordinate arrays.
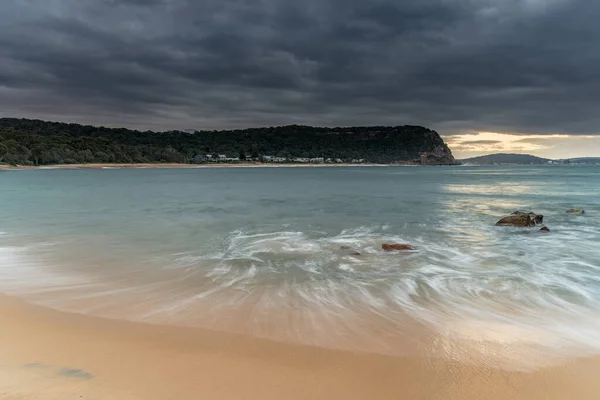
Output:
[[495, 211, 543, 227], [539, 226, 550, 232], [566, 209, 585, 215], [340, 245, 361, 256], [382, 244, 415, 251]]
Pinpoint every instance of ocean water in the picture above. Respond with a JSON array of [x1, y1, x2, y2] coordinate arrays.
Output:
[[1, 165, 600, 369]]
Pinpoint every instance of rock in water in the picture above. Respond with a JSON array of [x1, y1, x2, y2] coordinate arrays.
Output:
[[495, 211, 543, 227], [382, 244, 415, 251], [340, 245, 361, 256], [496, 214, 534, 227], [566, 209, 585, 215], [512, 211, 544, 224], [539, 226, 550, 232]]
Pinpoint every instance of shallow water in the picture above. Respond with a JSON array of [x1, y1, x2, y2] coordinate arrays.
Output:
[[1, 166, 599, 369]]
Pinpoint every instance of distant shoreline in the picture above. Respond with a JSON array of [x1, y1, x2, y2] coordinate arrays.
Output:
[[0, 162, 425, 170]]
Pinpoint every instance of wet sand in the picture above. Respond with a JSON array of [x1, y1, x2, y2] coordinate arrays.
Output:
[[2, 295, 600, 399]]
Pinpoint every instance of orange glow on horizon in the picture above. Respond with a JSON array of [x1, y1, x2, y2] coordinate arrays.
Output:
[[445, 132, 600, 159]]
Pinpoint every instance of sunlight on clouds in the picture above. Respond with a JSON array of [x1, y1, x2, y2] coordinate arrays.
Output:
[[445, 132, 600, 159], [446, 132, 568, 153]]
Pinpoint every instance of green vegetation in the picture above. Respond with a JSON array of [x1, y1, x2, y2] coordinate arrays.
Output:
[[0, 118, 457, 166]]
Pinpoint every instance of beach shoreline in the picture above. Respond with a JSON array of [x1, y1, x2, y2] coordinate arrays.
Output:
[[2, 294, 600, 399], [0, 162, 421, 170]]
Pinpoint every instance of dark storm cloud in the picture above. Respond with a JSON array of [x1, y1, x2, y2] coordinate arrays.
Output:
[[1, 0, 599, 134]]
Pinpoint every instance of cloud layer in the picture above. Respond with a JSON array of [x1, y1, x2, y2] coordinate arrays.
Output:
[[1, 0, 599, 137], [446, 132, 600, 158]]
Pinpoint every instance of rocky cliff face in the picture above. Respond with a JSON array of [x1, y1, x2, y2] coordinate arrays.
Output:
[[415, 130, 458, 165], [419, 146, 458, 165]]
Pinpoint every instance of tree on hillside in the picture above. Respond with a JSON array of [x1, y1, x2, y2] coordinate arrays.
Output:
[[0, 142, 7, 163], [251, 145, 260, 159]]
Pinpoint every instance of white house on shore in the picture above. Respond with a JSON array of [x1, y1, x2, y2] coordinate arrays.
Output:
[[262, 156, 288, 163]]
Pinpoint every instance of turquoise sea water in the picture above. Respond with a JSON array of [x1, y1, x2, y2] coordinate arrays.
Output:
[[1, 166, 599, 367]]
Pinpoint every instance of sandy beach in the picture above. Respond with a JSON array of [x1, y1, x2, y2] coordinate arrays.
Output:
[[1, 295, 600, 400], [0, 162, 406, 170]]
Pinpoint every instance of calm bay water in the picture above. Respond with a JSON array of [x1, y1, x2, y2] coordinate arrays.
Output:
[[1, 165, 600, 368]]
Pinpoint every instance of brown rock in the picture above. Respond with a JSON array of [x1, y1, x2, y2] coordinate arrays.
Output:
[[511, 211, 543, 224], [382, 244, 415, 251], [496, 211, 543, 227], [539, 226, 550, 232], [496, 214, 535, 227]]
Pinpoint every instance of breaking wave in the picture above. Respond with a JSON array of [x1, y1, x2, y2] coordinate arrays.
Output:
[[2, 222, 600, 370]]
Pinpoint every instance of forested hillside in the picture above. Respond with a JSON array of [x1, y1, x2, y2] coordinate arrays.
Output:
[[0, 118, 457, 165]]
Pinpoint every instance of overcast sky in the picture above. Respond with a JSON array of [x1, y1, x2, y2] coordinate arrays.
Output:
[[1, 0, 599, 158]]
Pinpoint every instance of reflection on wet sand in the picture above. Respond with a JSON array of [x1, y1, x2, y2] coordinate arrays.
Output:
[[2, 295, 600, 400]]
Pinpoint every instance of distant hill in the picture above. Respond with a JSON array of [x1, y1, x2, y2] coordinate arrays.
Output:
[[459, 153, 600, 165], [459, 153, 551, 165], [564, 157, 600, 164], [0, 118, 458, 166]]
